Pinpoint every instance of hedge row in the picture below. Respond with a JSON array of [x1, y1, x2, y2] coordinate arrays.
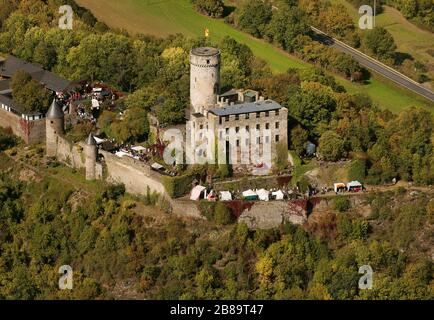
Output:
[[161, 174, 196, 198]]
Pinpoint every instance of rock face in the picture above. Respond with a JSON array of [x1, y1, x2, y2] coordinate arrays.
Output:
[[238, 201, 308, 229]]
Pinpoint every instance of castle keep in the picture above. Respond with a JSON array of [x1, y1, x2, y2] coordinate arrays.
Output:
[[187, 47, 288, 169]]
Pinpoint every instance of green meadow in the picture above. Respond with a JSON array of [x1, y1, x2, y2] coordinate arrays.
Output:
[[76, 0, 433, 113]]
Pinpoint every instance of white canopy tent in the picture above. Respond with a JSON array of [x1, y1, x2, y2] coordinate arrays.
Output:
[[190, 185, 206, 201], [151, 163, 164, 171], [219, 191, 232, 201], [257, 189, 270, 201], [242, 189, 257, 197], [93, 136, 106, 145], [115, 151, 130, 158], [272, 190, 285, 200], [91, 99, 100, 109], [131, 146, 147, 152]]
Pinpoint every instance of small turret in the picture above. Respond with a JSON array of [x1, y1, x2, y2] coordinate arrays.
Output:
[[85, 133, 98, 181], [46, 99, 64, 157]]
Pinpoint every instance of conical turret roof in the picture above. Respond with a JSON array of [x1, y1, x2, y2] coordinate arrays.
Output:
[[85, 133, 97, 146], [46, 99, 64, 119]]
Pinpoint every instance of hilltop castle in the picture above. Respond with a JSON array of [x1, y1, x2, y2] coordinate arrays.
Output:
[[186, 47, 288, 169]]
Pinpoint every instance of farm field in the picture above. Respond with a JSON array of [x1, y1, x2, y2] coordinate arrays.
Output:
[[75, 0, 433, 113]]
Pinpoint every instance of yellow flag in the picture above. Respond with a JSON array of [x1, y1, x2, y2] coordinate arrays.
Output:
[[205, 28, 210, 38]]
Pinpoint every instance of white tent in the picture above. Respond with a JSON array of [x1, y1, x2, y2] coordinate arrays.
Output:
[[91, 99, 100, 109], [93, 136, 106, 145], [115, 151, 130, 158], [272, 190, 285, 200], [334, 183, 346, 193], [131, 146, 147, 152], [190, 185, 206, 201], [220, 191, 232, 201], [151, 163, 164, 171], [257, 189, 270, 201], [242, 189, 257, 197]]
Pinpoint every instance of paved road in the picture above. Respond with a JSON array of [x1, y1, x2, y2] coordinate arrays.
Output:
[[311, 26, 434, 103]]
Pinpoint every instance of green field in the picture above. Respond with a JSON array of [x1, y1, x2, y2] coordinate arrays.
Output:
[[331, 1, 434, 81], [76, 0, 433, 113]]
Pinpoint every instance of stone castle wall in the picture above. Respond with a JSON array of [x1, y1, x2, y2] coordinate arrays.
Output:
[[100, 150, 166, 195], [0, 107, 45, 144]]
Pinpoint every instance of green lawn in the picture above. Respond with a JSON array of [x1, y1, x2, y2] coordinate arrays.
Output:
[[76, 0, 433, 113]]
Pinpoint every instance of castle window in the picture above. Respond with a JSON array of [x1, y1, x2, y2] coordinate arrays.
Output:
[[256, 112, 260, 118], [219, 117, 222, 125], [246, 125, 249, 132], [265, 111, 269, 117], [207, 59, 210, 64], [236, 127, 239, 133], [225, 116, 229, 122], [266, 123, 270, 130], [236, 140, 240, 147], [245, 113, 250, 119], [275, 110, 279, 116], [276, 135, 280, 142], [226, 128, 229, 134], [235, 114, 239, 121], [256, 124, 260, 130], [200, 124, 203, 130], [276, 122, 280, 129]]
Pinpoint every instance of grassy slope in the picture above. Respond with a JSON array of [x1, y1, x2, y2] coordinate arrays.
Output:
[[75, 0, 433, 113], [331, 1, 434, 81]]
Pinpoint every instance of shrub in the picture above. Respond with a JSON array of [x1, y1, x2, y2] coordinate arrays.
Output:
[[214, 202, 233, 225], [333, 196, 351, 213], [348, 159, 366, 181], [161, 174, 195, 198]]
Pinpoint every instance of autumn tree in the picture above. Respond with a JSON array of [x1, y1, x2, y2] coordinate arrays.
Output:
[[10, 70, 51, 113]]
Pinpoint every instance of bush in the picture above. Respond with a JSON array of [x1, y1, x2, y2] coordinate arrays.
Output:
[[214, 202, 233, 225], [161, 174, 195, 198], [198, 201, 217, 220], [333, 196, 351, 213], [348, 159, 366, 181], [193, 0, 225, 18]]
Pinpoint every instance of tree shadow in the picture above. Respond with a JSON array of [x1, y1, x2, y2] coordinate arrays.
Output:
[[223, 6, 236, 18], [395, 52, 413, 65]]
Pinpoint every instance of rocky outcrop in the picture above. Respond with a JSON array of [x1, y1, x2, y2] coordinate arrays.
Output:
[[239, 200, 308, 229]]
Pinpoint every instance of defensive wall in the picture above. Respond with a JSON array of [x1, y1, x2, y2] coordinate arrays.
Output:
[[0, 107, 45, 144]]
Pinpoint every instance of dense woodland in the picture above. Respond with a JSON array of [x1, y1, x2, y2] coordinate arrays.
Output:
[[0, 137, 433, 299], [0, 0, 433, 300]]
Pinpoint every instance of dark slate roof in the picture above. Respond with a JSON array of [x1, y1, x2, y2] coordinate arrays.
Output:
[[0, 55, 72, 92], [46, 99, 64, 119], [219, 89, 239, 97], [209, 100, 283, 117], [85, 133, 97, 146], [0, 79, 11, 92]]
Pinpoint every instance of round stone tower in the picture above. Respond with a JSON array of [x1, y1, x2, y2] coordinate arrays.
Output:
[[46, 99, 64, 157], [190, 47, 221, 114], [85, 133, 98, 181]]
